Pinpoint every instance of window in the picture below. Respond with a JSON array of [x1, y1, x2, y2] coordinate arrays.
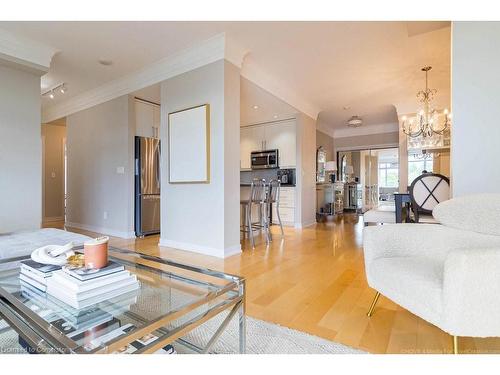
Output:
[[408, 154, 434, 185], [378, 162, 399, 188]]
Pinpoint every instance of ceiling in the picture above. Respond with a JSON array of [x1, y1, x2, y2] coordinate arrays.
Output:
[[130, 78, 298, 126], [0, 21, 451, 133], [240, 77, 297, 125]]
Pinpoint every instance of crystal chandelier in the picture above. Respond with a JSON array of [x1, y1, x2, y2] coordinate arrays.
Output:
[[401, 66, 451, 138]]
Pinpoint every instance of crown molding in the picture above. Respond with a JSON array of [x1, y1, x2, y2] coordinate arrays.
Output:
[[42, 31, 315, 123], [316, 122, 335, 138], [0, 28, 58, 76], [333, 122, 399, 138], [42, 33, 227, 123], [240, 62, 320, 120], [224, 34, 249, 68]]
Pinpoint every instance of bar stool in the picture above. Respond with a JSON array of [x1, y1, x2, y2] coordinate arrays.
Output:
[[268, 179, 284, 238], [240, 178, 270, 249]]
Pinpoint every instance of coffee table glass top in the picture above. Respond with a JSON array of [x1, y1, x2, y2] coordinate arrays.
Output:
[[0, 247, 245, 354]]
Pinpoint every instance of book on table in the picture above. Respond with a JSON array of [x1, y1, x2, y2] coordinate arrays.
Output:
[[19, 259, 62, 292], [47, 263, 140, 309], [62, 261, 125, 281], [20, 257, 139, 310], [19, 283, 138, 326]]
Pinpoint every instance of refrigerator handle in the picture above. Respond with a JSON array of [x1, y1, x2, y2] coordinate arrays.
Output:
[[156, 145, 161, 188], [135, 158, 139, 176]]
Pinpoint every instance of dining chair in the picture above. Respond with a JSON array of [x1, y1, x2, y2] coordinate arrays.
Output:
[[409, 173, 450, 223]]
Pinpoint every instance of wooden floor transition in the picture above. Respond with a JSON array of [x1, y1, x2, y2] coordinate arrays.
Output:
[[56, 214, 500, 354]]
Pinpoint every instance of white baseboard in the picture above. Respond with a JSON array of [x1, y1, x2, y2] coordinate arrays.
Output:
[[295, 220, 316, 229], [65, 221, 135, 239], [159, 238, 242, 259], [224, 244, 242, 258]]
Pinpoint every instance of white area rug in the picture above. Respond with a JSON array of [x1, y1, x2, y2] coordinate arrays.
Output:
[[0, 314, 365, 354], [182, 312, 366, 354]]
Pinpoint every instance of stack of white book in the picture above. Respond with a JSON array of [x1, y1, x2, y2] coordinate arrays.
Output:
[[47, 261, 139, 309], [20, 260, 61, 292]]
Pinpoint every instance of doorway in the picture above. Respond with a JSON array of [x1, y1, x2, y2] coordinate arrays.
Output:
[[337, 147, 399, 211], [41, 119, 67, 228]]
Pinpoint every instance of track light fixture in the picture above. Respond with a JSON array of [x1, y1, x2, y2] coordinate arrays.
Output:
[[42, 82, 67, 99]]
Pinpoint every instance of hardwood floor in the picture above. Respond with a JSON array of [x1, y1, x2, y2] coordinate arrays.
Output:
[[61, 215, 500, 354]]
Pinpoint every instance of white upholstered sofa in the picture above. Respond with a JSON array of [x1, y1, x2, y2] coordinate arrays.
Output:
[[0, 228, 90, 259], [363, 194, 500, 353]]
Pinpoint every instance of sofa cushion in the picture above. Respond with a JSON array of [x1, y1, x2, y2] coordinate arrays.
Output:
[[433, 194, 500, 236], [0, 228, 91, 259], [363, 208, 396, 224]]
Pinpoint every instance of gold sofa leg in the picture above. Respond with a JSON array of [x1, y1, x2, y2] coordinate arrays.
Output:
[[453, 336, 459, 354], [366, 291, 381, 317]]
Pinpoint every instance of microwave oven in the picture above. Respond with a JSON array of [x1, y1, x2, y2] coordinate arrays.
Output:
[[251, 149, 279, 170]]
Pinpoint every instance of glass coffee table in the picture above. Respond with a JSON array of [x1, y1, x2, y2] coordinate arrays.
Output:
[[0, 247, 246, 354]]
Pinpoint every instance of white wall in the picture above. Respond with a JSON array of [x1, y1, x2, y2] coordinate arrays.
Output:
[[316, 130, 335, 162], [66, 95, 135, 238], [0, 64, 42, 232], [451, 22, 500, 196], [160, 60, 241, 258]]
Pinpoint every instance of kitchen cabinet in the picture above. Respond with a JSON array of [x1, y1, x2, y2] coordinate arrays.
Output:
[[153, 105, 160, 136], [135, 99, 160, 138], [240, 119, 296, 170], [265, 120, 296, 168], [240, 126, 263, 170], [272, 186, 295, 225]]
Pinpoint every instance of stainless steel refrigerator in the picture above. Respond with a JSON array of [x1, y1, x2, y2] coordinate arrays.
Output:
[[135, 136, 160, 236]]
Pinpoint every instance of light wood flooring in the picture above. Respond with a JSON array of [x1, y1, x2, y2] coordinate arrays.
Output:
[[56, 215, 500, 354]]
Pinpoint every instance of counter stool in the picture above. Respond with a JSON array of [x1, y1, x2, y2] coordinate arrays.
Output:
[[268, 179, 284, 238], [240, 179, 270, 249]]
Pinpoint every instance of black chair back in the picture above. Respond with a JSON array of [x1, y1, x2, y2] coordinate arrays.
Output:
[[409, 173, 450, 221]]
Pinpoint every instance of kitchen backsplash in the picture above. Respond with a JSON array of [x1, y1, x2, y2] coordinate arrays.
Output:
[[241, 169, 296, 185]]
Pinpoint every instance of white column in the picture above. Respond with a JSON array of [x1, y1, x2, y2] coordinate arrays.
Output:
[[451, 22, 500, 196], [159, 59, 241, 258]]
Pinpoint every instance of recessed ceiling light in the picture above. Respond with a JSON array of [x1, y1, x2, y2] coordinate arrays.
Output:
[[273, 115, 279, 119], [253, 105, 259, 110], [98, 58, 113, 66]]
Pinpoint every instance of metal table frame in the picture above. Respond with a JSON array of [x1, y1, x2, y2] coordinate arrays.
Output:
[[0, 247, 246, 354]]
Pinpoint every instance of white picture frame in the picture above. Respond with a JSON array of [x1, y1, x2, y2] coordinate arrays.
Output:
[[168, 104, 210, 184]]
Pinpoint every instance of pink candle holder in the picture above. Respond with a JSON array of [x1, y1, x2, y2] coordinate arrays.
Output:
[[84, 236, 109, 269]]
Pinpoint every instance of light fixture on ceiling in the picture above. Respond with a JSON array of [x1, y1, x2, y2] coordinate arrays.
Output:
[[42, 82, 67, 100], [402, 66, 451, 138], [98, 58, 113, 66], [253, 105, 259, 110], [347, 115, 363, 128], [273, 114, 279, 119]]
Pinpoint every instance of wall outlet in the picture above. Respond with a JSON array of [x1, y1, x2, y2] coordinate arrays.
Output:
[[103, 211, 108, 220], [51, 171, 56, 178], [116, 166, 125, 174]]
